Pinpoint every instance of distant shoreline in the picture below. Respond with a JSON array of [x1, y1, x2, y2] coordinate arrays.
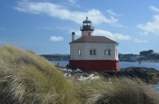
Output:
[[120, 60, 159, 63]]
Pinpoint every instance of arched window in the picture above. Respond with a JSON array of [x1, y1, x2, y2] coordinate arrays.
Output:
[[90, 49, 96, 55], [104, 49, 111, 56], [78, 49, 81, 55]]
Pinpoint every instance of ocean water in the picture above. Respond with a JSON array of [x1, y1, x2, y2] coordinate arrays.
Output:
[[51, 61, 159, 70]]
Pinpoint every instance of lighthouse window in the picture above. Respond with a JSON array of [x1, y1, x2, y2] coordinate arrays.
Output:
[[90, 50, 92, 55], [93, 50, 96, 55], [88, 32, 91, 36], [78, 49, 81, 55], [108, 50, 111, 55], [90, 49, 96, 55], [104, 49, 111, 56]]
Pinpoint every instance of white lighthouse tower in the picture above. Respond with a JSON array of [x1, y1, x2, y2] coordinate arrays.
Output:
[[69, 17, 120, 71]]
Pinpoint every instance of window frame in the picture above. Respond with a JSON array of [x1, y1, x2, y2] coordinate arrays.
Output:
[[90, 49, 96, 55], [78, 49, 81, 56], [104, 49, 111, 56], [115, 48, 118, 58], [88, 32, 91, 36]]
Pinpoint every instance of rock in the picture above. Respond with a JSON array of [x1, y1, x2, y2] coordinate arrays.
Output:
[[78, 74, 100, 81], [99, 67, 159, 84]]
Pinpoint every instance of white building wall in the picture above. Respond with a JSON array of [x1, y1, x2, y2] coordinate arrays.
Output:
[[70, 43, 86, 60], [82, 31, 93, 36], [70, 42, 119, 60]]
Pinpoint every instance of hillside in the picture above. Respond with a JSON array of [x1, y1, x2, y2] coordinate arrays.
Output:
[[0, 45, 159, 104]]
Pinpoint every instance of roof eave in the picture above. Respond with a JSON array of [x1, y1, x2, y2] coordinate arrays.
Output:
[[70, 41, 117, 44]]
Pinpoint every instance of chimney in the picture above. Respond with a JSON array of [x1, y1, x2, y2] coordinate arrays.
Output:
[[72, 32, 75, 41]]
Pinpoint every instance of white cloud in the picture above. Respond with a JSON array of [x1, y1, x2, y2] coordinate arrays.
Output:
[[137, 32, 148, 36], [137, 6, 159, 35], [70, 29, 149, 45], [106, 9, 123, 17], [68, 29, 132, 41], [133, 38, 149, 43], [68, 0, 80, 8], [149, 6, 159, 12], [68, 0, 76, 4], [50, 36, 64, 41], [106, 10, 117, 16], [137, 15, 159, 35], [94, 29, 131, 41], [68, 0, 77, 5], [15, 1, 122, 26]]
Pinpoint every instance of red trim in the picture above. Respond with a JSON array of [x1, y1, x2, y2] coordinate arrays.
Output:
[[69, 60, 120, 71]]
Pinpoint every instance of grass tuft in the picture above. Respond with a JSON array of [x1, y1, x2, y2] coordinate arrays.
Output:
[[0, 45, 78, 104]]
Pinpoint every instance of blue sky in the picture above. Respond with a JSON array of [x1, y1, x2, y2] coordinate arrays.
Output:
[[0, 0, 159, 55]]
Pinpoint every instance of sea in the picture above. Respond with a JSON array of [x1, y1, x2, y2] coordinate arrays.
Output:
[[51, 61, 159, 70]]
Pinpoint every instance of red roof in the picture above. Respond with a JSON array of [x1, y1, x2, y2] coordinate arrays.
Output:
[[70, 36, 117, 43]]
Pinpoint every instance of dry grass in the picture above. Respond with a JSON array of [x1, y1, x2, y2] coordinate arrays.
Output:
[[0, 45, 79, 104], [0, 45, 159, 104], [75, 77, 159, 104]]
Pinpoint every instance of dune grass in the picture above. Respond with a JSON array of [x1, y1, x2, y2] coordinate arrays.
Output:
[[0, 45, 159, 104], [76, 77, 159, 104], [0, 45, 79, 104]]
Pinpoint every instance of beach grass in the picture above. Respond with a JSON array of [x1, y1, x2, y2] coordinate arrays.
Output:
[[0, 45, 159, 104], [76, 77, 159, 104], [0, 45, 79, 104]]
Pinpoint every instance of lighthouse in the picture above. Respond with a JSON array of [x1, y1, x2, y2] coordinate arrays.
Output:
[[80, 17, 94, 36], [69, 17, 120, 71]]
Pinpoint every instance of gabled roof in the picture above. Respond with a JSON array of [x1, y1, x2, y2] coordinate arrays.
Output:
[[70, 36, 118, 44]]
